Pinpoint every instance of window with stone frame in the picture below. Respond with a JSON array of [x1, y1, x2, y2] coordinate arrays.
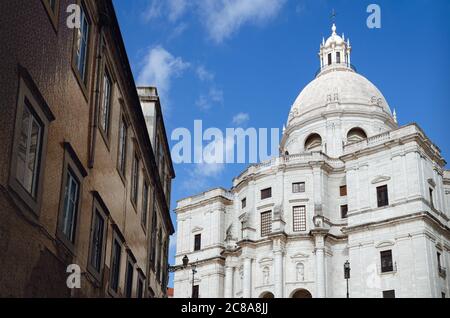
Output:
[[241, 197, 247, 209], [293, 206, 307, 232], [292, 182, 305, 193], [124, 254, 135, 298], [109, 234, 122, 293], [340, 185, 347, 197], [380, 250, 393, 273], [194, 234, 202, 251], [340, 205, 348, 219], [260, 211, 272, 237], [261, 188, 272, 200], [383, 290, 395, 298], [377, 185, 389, 207]]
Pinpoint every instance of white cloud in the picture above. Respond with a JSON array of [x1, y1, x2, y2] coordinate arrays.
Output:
[[136, 46, 190, 108], [232, 112, 250, 126], [143, 0, 286, 43], [195, 87, 224, 111], [200, 0, 287, 43], [196, 65, 215, 82]]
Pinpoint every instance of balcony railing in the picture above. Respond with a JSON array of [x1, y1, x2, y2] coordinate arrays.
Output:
[[315, 62, 357, 77]]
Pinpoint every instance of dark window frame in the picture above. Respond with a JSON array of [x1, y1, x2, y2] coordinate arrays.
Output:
[[137, 271, 146, 298], [377, 185, 389, 208], [141, 180, 150, 231], [192, 285, 199, 298], [98, 64, 114, 147], [382, 290, 396, 298], [9, 71, 54, 217], [341, 205, 348, 219], [261, 188, 272, 200], [194, 234, 202, 251], [109, 231, 123, 296], [292, 182, 306, 193], [429, 187, 434, 209], [116, 111, 129, 182], [87, 193, 109, 283], [71, 0, 92, 100], [131, 151, 140, 209], [241, 198, 247, 209], [327, 53, 332, 65], [56, 143, 87, 253], [293, 206, 307, 232], [336, 51, 341, 64], [41, 0, 60, 32], [124, 253, 135, 298], [380, 250, 394, 273], [260, 211, 272, 237], [340, 185, 347, 197]]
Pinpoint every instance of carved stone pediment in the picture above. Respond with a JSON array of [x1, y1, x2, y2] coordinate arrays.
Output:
[[192, 226, 203, 233], [371, 175, 391, 184], [290, 252, 310, 263], [375, 240, 395, 249]]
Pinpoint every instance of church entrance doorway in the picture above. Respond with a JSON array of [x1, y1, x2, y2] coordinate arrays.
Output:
[[291, 289, 313, 298], [259, 292, 275, 298]]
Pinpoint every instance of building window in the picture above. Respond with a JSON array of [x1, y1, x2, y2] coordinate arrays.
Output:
[[429, 188, 434, 209], [380, 250, 394, 273], [149, 202, 157, 269], [382, 290, 396, 298], [110, 235, 122, 293], [341, 205, 348, 219], [260, 211, 272, 237], [442, 292, 446, 299], [340, 185, 347, 197], [131, 154, 139, 206], [261, 188, 272, 200], [137, 274, 145, 298], [336, 52, 341, 64], [73, 4, 90, 84], [156, 230, 162, 280], [293, 182, 305, 193], [125, 256, 134, 298], [99, 69, 112, 137], [293, 206, 306, 232], [194, 234, 201, 251], [192, 285, 199, 298], [377, 185, 389, 207], [42, 0, 60, 30], [59, 169, 80, 244], [117, 116, 128, 177], [241, 198, 247, 209], [15, 102, 43, 198], [142, 181, 149, 228], [327, 53, 332, 65], [88, 207, 106, 276]]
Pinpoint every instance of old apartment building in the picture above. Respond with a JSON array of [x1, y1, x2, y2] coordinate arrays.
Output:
[[0, 0, 174, 297]]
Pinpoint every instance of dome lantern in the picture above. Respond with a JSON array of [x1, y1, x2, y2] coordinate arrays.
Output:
[[318, 24, 353, 77]]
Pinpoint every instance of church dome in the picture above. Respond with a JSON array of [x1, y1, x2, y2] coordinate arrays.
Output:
[[288, 70, 392, 125]]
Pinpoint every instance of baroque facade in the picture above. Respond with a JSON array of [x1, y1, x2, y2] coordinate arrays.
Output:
[[0, 0, 174, 297], [174, 24, 450, 298]]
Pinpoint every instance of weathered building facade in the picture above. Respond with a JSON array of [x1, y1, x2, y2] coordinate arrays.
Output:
[[0, 0, 174, 297]]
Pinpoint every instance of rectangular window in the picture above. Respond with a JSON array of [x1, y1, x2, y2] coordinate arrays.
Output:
[[241, 198, 247, 209], [261, 211, 272, 237], [192, 285, 199, 299], [328, 53, 332, 65], [89, 209, 105, 274], [380, 250, 393, 273], [429, 188, 434, 209], [42, 0, 60, 30], [131, 154, 139, 205], [341, 205, 348, 219], [137, 274, 145, 298], [118, 117, 127, 176], [442, 292, 446, 299], [383, 290, 396, 298], [99, 70, 112, 136], [74, 4, 90, 83], [437, 252, 442, 270], [194, 234, 201, 251], [60, 169, 80, 243], [292, 182, 305, 193], [293, 206, 307, 232], [125, 257, 134, 298], [149, 202, 157, 268], [340, 185, 347, 197], [336, 52, 341, 64], [261, 188, 272, 200], [16, 102, 43, 198], [142, 181, 149, 227], [377, 185, 389, 207], [110, 237, 122, 293]]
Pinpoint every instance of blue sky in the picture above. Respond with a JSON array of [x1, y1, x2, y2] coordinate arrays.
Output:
[[112, 0, 450, 287]]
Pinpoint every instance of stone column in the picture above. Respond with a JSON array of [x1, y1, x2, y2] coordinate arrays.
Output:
[[312, 231, 327, 298], [224, 265, 234, 298], [243, 258, 252, 298], [274, 250, 283, 298]]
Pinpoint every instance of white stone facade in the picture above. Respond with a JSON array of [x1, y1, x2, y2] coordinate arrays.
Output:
[[173, 24, 450, 298]]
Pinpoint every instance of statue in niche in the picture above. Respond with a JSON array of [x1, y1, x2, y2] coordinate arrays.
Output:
[[263, 267, 270, 285], [225, 224, 233, 241], [296, 263, 305, 282]]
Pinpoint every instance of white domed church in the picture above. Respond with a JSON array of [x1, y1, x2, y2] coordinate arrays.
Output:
[[173, 24, 450, 298]]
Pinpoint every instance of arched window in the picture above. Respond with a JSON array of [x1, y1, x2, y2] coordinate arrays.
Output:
[[304, 134, 322, 151], [347, 128, 367, 143]]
